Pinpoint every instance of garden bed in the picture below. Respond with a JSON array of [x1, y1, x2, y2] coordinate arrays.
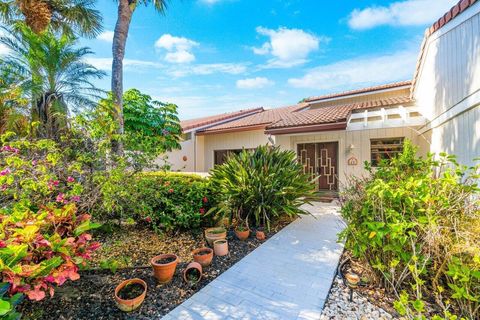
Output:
[[20, 219, 292, 319]]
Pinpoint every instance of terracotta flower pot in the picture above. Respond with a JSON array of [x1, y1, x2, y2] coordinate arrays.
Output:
[[183, 261, 203, 285], [205, 227, 227, 247], [192, 247, 214, 267], [256, 230, 266, 241], [213, 239, 229, 256], [235, 227, 250, 241], [114, 278, 147, 312], [151, 254, 178, 283]]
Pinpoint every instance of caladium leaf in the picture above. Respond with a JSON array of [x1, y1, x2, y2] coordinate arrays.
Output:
[[28, 257, 63, 279], [0, 245, 27, 268], [0, 299, 11, 316], [73, 221, 101, 237]]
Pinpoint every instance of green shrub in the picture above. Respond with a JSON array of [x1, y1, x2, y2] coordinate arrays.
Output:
[[340, 139, 480, 319], [209, 145, 317, 230], [119, 172, 218, 232]]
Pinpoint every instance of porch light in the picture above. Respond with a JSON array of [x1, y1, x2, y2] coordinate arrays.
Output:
[[349, 144, 355, 152]]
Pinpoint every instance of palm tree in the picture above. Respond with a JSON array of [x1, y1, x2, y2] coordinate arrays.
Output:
[[0, 0, 102, 37], [0, 25, 105, 138], [111, 0, 168, 155], [0, 67, 29, 134]]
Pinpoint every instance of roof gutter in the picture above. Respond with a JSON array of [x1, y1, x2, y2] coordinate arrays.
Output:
[[196, 124, 268, 136], [265, 122, 347, 135]]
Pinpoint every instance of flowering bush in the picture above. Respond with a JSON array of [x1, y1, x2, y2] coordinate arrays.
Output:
[[0, 133, 100, 309], [120, 172, 218, 232]]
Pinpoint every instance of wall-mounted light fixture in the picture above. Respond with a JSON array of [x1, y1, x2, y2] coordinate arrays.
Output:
[[349, 144, 355, 152]]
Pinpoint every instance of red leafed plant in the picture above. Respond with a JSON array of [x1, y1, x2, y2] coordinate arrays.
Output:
[[0, 203, 101, 301]]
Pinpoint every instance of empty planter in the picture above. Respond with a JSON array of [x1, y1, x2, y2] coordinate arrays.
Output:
[[192, 247, 214, 267], [183, 261, 203, 285], [114, 278, 147, 312], [151, 254, 179, 283], [213, 239, 229, 256], [205, 227, 227, 247]]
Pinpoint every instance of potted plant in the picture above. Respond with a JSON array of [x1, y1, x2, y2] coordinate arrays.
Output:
[[213, 239, 228, 256], [235, 225, 250, 241], [114, 278, 147, 312], [183, 262, 203, 286], [151, 254, 179, 283], [256, 227, 266, 241], [192, 247, 214, 267], [205, 227, 227, 246]]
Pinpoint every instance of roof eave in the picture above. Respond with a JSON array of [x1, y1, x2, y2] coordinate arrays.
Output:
[[265, 122, 347, 135], [196, 124, 268, 136]]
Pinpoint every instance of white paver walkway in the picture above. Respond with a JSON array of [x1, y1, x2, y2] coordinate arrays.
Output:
[[163, 202, 345, 320]]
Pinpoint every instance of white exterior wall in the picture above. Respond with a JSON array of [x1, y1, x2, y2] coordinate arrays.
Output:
[[284, 127, 423, 189], [202, 130, 270, 171], [164, 136, 195, 171], [414, 2, 480, 166]]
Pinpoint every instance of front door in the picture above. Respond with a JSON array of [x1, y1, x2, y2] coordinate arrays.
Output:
[[297, 142, 338, 191]]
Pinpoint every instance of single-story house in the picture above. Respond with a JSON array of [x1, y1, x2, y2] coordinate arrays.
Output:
[[163, 0, 480, 192]]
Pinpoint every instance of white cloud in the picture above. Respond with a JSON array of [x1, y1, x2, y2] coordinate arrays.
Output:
[[253, 26, 327, 68], [155, 34, 199, 64], [348, 0, 458, 30], [288, 49, 418, 90], [85, 57, 163, 71], [165, 50, 196, 63], [236, 77, 274, 89], [97, 30, 114, 42], [167, 63, 248, 78]]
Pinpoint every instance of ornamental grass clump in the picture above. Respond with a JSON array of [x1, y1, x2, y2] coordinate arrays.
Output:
[[340, 139, 480, 319], [209, 145, 317, 230]]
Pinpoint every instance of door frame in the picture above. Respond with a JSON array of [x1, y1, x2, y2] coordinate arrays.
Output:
[[295, 139, 342, 191]]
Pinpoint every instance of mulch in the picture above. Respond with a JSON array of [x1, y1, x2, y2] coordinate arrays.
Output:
[[20, 219, 292, 320]]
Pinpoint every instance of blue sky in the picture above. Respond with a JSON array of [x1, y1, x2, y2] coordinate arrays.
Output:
[[80, 0, 458, 120]]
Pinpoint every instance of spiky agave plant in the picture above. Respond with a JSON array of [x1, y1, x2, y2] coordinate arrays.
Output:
[[209, 145, 318, 230]]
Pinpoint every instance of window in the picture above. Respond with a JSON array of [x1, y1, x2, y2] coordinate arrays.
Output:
[[370, 138, 404, 166], [214, 149, 253, 166], [181, 132, 192, 141]]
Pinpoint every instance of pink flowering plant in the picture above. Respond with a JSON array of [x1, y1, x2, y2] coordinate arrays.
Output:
[[0, 133, 100, 304]]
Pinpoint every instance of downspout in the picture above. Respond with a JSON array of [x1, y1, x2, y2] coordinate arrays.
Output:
[[193, 131, 197, 172]]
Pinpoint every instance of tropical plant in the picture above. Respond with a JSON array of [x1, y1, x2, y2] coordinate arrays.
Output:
[[0, 25, 105, 138], [0, 0, 102, 37], [94, 89, 181, 169], [111, 0, 169, 155], [340, 139, 480, 319], [0, 67, 28, 135], [209, 145, 317, 230], [0, 282, 23, 320], [115, 172, 217, 232]]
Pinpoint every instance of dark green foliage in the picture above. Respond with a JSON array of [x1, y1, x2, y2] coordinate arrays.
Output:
[[340, 139, 480, 319], [209, 145, 317, 230], [120, 172, 218, 232]]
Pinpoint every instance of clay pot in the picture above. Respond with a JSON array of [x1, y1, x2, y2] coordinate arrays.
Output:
[[256, 229, 266, 241], [235, 227, 250, 241], [114, 278, 147, 312], [151, 254, 178, 283], [183, 262, 203, 285], [213, 239, 229, 256], [192, 247, 214, 267], [205, 227, 227, 246]]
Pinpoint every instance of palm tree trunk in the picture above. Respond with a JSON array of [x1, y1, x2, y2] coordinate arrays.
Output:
[[111, 0, 133, 156]]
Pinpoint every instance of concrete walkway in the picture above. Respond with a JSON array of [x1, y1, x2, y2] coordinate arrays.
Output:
[[163, 202, 345, 320]]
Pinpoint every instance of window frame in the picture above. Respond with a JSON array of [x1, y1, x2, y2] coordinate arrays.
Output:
[[370, 137, 405, 166]]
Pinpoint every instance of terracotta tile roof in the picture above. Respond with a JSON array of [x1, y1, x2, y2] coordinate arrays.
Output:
[[180, 107, 263, 131], [196, 103, 307, 134], [412, 0, 478, 94], [304, 81, 412, 103], [267, 96, 412, 130]]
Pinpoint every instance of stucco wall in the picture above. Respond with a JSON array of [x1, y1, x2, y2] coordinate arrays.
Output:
[[202, 129, 270, 171], [285, 126, 423, 189], [414, 2, 480, 166]]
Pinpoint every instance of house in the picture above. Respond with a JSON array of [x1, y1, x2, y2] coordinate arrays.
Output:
[[165, 0, 480, 192]]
